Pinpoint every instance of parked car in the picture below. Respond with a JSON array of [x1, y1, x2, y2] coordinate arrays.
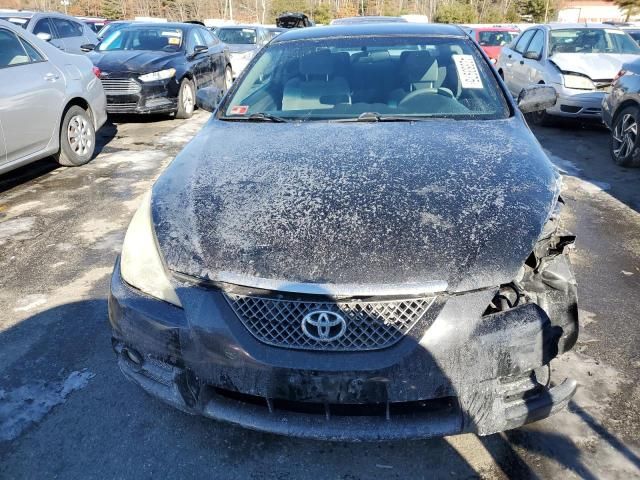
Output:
[[88, 22, 231, 118], [214, 25, 269, 78], [0, 11, 99, 54], [0, 20, 107, 174], [465, 26, 520, 64], [276, 12, 313, 28], [603, 58, 640, 166], [330, 16, 408, 25], [496, 24, 640, 124], [77, 17, 110, 34], [108, 23, 578, 441]]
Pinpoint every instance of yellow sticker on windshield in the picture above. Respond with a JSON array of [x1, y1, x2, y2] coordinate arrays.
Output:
[[452, 54, 483, 89], [168, 37, 180, 45]]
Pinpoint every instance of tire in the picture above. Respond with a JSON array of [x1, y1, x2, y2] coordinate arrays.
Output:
[[610, 105, 640, 167], [55, 105, 96, 167], [176, 78, 195, 119], [224, 65, 233, 93]]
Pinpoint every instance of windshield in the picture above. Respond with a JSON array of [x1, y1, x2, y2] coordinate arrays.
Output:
[[549, 28, 640, 54], [217, 28, 257, 45], [98, 27, 183, 52], [0, 16, 29, 28], [222, 36, 510, 121], [478, 31, 518, 47]]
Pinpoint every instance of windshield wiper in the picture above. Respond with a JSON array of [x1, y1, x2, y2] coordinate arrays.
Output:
[[219, 112, 289, 123], [331, 112, 433, 122], [246, 112, 289, 122]]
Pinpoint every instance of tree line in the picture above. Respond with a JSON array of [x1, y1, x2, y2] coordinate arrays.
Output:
[[3, 0, 592, 25]]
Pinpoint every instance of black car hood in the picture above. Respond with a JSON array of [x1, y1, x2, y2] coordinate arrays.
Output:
[[152, 118, 560, 294], [89, 50, 181, 74]]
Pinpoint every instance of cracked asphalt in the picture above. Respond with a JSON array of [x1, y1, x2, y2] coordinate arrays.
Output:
[[0, 113, 639, 479]]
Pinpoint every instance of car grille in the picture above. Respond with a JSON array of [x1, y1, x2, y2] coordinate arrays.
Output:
[[101, 78, 142, 95], [224, 293, 437, 351], [106, 102, 138, 113]]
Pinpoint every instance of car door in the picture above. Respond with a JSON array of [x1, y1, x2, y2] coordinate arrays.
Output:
[[201, 28, 225, 87], [32, 16, 66, 51], [519, 29, 546, 86], [50, 17, 86, 54], [185, 28, 210, 88], [0, 28, 65, 164], [506, 29, 536, 95]]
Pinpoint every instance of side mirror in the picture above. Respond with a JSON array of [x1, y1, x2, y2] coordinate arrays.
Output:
[[196, 86, 222, 112], [80, 43, 96, 52], [36, 32, 52, 42], [517, 85, 557, 114], [523, 50, 540, 60], [190, 45, 208, 57]]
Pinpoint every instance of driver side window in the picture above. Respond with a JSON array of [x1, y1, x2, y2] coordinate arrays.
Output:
[[186, 29, 203, 53], [514, 29, 534, 54], [526, 30, 544, 59], [33, 18, 55, 38]]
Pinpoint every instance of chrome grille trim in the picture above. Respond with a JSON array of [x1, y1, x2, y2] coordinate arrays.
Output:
[[224, 294, 437, 352], [101, 78, 142, 95]]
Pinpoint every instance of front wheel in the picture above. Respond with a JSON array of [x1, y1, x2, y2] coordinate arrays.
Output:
[[611, 105, 640, 167], [55, 105, 96, 167], [176, 78, 195, 119]]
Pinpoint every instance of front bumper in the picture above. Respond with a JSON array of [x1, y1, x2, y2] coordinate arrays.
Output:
[[546, 85, 607, 119], [102, 77, 179, 114], [109, 256, 579, 441]]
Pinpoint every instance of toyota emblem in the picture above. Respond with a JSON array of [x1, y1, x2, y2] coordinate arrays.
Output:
[[301, 310, 347, 342]]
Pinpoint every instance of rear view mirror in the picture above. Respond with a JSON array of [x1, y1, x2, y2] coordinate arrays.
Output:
[[196, 86, 222, 112], [81, 43, 96, 52], [517, 85, 557, 114], [36, 32, 52, 42]]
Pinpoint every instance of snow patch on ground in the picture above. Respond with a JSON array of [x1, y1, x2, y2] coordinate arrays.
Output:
[[159, 112, 207, 144], [545, 149, 583, 176], [13, 294, 48, 313], [0, 370, 94, 441], [0, 217, 37, 244]]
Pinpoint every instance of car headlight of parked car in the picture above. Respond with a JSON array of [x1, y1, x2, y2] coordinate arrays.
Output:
[[120, 192, 182, 307], [139, 68, 176, 82], [563, 74, 595, 91]]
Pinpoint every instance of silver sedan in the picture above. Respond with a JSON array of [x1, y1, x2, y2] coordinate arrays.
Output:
[[0, 20, 107, 175], [496, 23, 640, 124]]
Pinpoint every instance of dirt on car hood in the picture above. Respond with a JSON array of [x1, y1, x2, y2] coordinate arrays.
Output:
[[151, 118, 560, 294], [550, 53, 639, 80]]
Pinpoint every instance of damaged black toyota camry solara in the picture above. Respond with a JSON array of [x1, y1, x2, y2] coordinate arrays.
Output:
[[108, 24, 579, 441]]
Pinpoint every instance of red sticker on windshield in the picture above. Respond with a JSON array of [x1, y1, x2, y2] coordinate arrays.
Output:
[[230, 105, 248, 115]]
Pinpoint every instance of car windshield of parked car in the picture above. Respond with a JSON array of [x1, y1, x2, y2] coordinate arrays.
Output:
[[217, 28, 257, 45], [0, 17, 29, 28], [549, 28, 640, 54], [222, 36, 510, 121], [478, 30, 518, 46], [98, 26, 183, 52]]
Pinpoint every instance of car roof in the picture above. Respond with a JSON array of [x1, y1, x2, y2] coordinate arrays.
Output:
[[218, 24, 263, 29], [272, 23, 465, 42], [539, 23, 623, 30], [120, 22, 195, 30]]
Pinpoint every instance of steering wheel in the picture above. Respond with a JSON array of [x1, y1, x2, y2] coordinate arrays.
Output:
[[399, 88, 454, 107]]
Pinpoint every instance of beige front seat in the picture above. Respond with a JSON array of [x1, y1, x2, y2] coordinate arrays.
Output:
[[282, 50, 351, 111]]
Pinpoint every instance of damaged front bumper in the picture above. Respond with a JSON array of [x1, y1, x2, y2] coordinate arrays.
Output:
[[108, 231, 579, 441], [102, 77, 180, 115]]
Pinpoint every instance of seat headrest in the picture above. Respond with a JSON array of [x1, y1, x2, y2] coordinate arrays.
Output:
[[299, 50, 334, 77], [401, 51, 438, 84]]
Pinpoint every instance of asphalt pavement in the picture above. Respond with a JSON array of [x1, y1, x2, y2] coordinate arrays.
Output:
[[0, 113, 639, 479]]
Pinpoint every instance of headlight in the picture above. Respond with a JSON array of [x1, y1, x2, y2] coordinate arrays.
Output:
[[138, 68, 176, 82], [120, 192, 182, 307], [563, 74, 595, 90]]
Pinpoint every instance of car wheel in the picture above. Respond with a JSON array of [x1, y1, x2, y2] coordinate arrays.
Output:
[[611, 105, 640, 167], [224, 65, 233, 92], [176, 78, 195, 119], [55, 105, 96, 167]]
